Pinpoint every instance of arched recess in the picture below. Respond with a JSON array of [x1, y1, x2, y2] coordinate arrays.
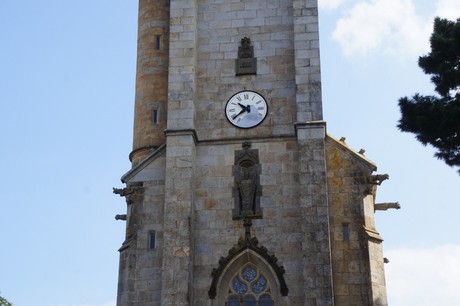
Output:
[[215, 249, 281, 305], [208, 226, 288, 304]]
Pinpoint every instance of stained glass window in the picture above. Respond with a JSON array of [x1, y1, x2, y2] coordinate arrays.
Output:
[[243, 295, 256, 306], [259, 294, 274, 306], [226, 264, 274, 305], [242, 266, 257, 282], [227, 295, 239, 306], [232, 276, 248, 294], [251, 276, 267, 294]]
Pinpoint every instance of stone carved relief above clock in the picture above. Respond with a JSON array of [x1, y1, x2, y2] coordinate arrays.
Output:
[[235, 37, 257, 75]]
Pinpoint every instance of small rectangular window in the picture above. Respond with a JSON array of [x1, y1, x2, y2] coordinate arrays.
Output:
[[149, 231, 156, 250], [155, 36, 161, 50], [153, 109, 158, 124], [342, 224, 349, 241]]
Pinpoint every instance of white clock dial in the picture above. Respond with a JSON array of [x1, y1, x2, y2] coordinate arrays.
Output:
[[225, 91, 268, 128]]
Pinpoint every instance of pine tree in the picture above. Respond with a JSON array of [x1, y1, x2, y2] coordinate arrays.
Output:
[[398, 17, 460, 174], [0, 294, 12, 306]]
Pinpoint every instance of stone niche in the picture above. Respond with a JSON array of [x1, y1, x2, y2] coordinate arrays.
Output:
[[232, 142, 262, 219]]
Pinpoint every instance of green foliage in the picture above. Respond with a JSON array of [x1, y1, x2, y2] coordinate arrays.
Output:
[[398, 17, 460, 173], [0, 294, 12, 306]]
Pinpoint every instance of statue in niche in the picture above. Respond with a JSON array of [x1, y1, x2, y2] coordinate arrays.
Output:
[[232, 142, 262, 219], [237, 165, 257, 216]]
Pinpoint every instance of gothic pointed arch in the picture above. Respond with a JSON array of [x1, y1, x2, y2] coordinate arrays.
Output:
[[208, 220, 289, 302]]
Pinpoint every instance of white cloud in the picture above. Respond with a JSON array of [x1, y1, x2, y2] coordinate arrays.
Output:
[[326, 0, 460, 58], [331, 0, 432, 58], [435, 0, 460, 21], [319, 0, 348, 10], [385, 244, 460, 306]]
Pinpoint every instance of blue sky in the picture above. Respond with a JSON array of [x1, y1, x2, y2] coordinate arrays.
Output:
[[1, 1, 459, 305]]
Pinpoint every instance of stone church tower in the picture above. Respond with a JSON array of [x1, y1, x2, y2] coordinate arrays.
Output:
[[114, 0, 397, 305]]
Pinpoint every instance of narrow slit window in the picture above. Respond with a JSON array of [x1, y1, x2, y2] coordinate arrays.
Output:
[[149, 231, 156, 250], [155, 35, 161, 50], [153, 109, 158, 124], [342, 224, 350, 241]]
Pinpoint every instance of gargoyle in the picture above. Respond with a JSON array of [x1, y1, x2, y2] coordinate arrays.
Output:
[[113, 186, 143, 197], [370, 174, 389, 185], [374, 202, 401, 211], [115, 214, 127, 221]]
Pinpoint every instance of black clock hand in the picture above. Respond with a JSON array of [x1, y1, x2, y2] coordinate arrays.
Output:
[[232, 108, 246, 120], [232, 104, 250, 119], [239, 103, 251, 113]]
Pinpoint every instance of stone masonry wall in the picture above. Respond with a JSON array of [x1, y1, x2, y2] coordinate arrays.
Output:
[[161, 133, 197, 305], [325, 136, 386, 305], [363, 191, 388, 305], [132, 180, 165, 305], [195, 0, 297, 139], [117, 153, 167, 306], [193, 139, 304, 305], [296, 123, 334, 305], [131, 0, 170, 165]]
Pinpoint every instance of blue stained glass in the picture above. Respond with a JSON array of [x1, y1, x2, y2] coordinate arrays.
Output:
[[232, 276, 248, 294], [243, 295, 256, 306], [251, 276, 267, 294], [227, 295, 239, 306], [242, 266, 257, 282], [259, 294, 273, 306]]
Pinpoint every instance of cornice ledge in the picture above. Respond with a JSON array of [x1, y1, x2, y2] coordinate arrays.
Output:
[[295, 120, 327, 129], [122, 143, 167, 183], [118, 237, 135, 252], [363, 225, 384, 242], [295, 120, 327, 140], [164, 128, 198, 143]]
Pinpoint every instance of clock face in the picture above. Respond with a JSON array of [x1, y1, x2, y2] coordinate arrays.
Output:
[[225, 91, 268, 128]]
